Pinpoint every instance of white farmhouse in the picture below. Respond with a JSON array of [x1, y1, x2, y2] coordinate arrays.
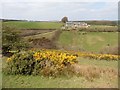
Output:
[[65, 21, 90, 29]]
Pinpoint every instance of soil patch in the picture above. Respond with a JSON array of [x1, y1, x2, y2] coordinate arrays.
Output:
[[29, 37, 57, 49], [19, 29, 55, 37], [29, 30, 62, 49]]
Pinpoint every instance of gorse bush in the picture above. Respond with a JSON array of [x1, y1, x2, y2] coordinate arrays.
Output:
[[5, 51, 35, 75], [5, 49, 78, 77], [76, 52, 119, 60]]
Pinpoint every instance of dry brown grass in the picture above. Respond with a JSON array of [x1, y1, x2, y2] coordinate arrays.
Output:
[[69, 64, 118, 81], [100, 46, 120, 55]]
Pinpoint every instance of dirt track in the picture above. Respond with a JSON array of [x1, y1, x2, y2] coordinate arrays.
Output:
[[19, 29, 56, 37]]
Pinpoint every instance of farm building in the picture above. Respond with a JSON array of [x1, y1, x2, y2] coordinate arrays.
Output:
[[63, 21, 90, 30]]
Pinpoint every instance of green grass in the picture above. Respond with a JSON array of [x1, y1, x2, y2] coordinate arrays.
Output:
[[2, 74, 118, 88], [58, 31, 73, 45], [78, 57, 118, 69], [3, 21, 64, 29], [58, 31, 118, 52]]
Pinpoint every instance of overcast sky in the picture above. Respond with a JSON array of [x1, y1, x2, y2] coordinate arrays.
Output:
[[0, 0, 119, 21]]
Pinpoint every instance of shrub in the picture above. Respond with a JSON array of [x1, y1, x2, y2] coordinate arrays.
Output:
[[5, 51, 35, 75], [76, 52, 119, 60], [5, 49, 78, 77], [2, 25, 29, 56]]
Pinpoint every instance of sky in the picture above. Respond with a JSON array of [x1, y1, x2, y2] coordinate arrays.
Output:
[[0, 0, 119, 21]]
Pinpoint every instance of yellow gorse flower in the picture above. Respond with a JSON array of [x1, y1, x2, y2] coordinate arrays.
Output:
[[7, 57, 12, 62], [33, 49, 77, 65], [77, 52, 119, 60], [6, 49, 120, 64]]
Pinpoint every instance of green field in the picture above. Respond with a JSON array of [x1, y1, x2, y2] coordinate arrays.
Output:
[[3, 21, 64, 29], [57, 31, 118, 52]]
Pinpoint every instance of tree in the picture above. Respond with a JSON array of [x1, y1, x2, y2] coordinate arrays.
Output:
[[61, 16, 68, 23]]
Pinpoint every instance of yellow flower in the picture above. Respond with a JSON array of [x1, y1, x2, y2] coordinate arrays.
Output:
[[7, 58, 12, 62]]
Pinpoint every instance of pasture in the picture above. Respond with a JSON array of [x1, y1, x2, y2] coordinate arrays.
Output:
[[3, 21, 64, 29], [58, 31, 118, 53]]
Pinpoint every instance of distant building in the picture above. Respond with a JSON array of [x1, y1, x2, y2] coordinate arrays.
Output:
[[65, 21, 90, 30]]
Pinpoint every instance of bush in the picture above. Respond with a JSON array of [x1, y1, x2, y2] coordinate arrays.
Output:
[[5, 49, 78, 77], [5, 51, 35, 75], [2, 25, 29, 56]]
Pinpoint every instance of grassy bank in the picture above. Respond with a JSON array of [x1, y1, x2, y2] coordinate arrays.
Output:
[[58, 31, 118, 52]]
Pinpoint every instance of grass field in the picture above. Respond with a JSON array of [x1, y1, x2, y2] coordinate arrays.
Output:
[[2, 74, 118, 88], [2, 57, 118, 88], [57, 31, 118, 52], [3, 21, 64, 29], [78, 25, 118, 32]]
